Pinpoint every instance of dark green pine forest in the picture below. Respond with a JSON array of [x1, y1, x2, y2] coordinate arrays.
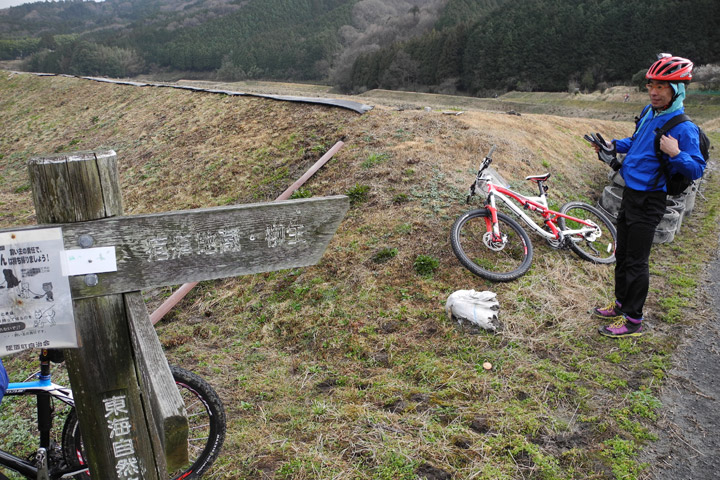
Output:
[[1, 0, 718, 94]]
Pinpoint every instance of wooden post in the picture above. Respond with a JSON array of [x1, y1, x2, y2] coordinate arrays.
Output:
[[28, 151, 174, 479], [20, 149, 349, 478], [125, 292, 188, 470]]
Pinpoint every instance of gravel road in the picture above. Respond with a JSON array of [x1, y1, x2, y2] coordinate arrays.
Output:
[[639, 238, 720, 479]]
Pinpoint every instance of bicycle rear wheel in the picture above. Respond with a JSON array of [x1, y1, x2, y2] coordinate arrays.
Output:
[[558, 201, 617, 264], [451, 208, 533, 282], [61, 365, 226, 480]]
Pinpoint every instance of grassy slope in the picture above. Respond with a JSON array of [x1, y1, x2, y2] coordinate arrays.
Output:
[[0, 72, 719, 480]]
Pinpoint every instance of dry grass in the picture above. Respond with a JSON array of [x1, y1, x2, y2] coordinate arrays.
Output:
[[1, 72, 718, 480]]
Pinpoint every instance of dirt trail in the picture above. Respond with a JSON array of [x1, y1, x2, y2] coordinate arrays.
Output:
[[638, 166, 720, 479], [638, 250, 720, 479]]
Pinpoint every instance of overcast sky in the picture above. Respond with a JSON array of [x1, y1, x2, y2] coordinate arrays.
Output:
[[0, 0, 103, 10], [0, 0, 41, 8], [0, 0, 52, 9]]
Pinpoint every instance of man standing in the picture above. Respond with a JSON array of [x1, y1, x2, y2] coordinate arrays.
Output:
[[591, 54, 705, 338]]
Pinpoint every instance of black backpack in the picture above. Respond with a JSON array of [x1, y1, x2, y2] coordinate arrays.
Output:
[[635, 105, 711, 196]]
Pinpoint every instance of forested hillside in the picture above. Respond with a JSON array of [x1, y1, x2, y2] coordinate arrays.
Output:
[[348, 0, 720, 94], [0, 0, 450, 80], [1, 0, 719, 93]]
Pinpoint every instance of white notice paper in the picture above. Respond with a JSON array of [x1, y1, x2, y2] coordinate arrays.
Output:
[[0, 228, 77, 356], [61, 247, 117, 276]]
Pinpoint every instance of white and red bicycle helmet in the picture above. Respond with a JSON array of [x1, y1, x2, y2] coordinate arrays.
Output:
[[646, 54, 693, 82]]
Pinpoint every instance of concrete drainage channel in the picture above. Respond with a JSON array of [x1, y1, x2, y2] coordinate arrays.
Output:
[[597, 170, 700, 244]]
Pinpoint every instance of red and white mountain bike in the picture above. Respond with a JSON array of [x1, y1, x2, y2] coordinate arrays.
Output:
[[451, 145, 617, 282]]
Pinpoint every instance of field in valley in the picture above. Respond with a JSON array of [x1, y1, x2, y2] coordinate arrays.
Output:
[[1, 72, 719, 479]]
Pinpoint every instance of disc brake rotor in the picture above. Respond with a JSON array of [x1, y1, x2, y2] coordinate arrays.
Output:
[[482, 232, 507, 251]]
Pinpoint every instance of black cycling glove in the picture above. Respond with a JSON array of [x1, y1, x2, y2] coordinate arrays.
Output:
[[584, 133, 621, 171]]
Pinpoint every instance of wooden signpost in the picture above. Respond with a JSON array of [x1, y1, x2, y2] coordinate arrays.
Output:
[[10, 150, 349, 479]]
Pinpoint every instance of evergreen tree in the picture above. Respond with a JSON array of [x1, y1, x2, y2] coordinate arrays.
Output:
[[3, 0, 720, 91]]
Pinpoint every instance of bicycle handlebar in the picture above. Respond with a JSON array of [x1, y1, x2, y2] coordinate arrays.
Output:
[[467, 145, 498, 203], [478, 144, 497, 174], [486, 144, 497, 159]]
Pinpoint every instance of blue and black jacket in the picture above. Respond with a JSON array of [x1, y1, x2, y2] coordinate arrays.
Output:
[[613, 84, 705, 192]]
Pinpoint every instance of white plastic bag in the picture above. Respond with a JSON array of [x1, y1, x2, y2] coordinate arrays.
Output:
[[445, 290, 500, 332]]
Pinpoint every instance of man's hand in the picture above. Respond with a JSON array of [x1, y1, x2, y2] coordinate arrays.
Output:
[[584, 133, 621, 170], [584, 132, 613, 153], [659, 134, 681, 157]]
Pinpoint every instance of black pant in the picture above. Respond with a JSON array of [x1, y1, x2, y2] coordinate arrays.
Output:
[[614, 188, 667, 319]]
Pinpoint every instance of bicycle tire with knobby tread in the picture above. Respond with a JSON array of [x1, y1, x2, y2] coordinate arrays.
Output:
[[61, 365, 226, 480], [451, 208, 534, 282], [558, 201, 617, 264]]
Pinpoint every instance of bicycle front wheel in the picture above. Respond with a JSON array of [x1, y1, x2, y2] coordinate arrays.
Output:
[[61, 365, 226, 480], [451, 208, 533, 282], [558, 201, 617, 264]]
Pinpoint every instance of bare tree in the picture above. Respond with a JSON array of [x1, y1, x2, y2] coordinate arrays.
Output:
[[329, 0, 449, 90]]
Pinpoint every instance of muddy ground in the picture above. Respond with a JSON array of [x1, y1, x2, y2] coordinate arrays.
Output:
[[638, 171, 720, 480]]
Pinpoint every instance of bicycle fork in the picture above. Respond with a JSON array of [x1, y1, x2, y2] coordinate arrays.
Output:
[[483, 199, 508, 249]]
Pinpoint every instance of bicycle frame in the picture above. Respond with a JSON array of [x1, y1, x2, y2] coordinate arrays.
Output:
[[479, 173, 602, 244], [0, 448, 42, 480], [6, 378, 74, 406], [0, 447, 84, 480], [0, 354, 85, 480], [3, 355, 225, 480], [453, 146, 617, 282]]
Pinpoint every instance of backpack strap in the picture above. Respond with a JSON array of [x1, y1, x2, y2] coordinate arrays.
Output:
[[654, 114, 691, 161], [635, 104, 652, 124], [651, 114, 692, 188], [631, 104, 653, 140]]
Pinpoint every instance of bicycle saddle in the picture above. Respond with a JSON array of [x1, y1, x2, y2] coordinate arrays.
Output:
[[525, 173, 551, 183]]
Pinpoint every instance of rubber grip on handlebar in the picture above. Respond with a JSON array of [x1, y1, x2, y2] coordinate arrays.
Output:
[[486, 145, 497, 159]]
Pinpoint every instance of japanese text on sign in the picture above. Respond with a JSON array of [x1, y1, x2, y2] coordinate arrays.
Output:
[[104, 393, 140, 480], [143, 223, 306, 262]]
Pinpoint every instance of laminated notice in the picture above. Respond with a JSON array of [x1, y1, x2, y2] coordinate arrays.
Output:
[[0, 228, 77, 356]]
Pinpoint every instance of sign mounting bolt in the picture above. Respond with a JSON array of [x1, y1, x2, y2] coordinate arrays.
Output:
[[78, 234, 94, 248]]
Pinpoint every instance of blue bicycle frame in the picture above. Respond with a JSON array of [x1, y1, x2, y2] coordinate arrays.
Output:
[[0, 352, 85, 480]]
